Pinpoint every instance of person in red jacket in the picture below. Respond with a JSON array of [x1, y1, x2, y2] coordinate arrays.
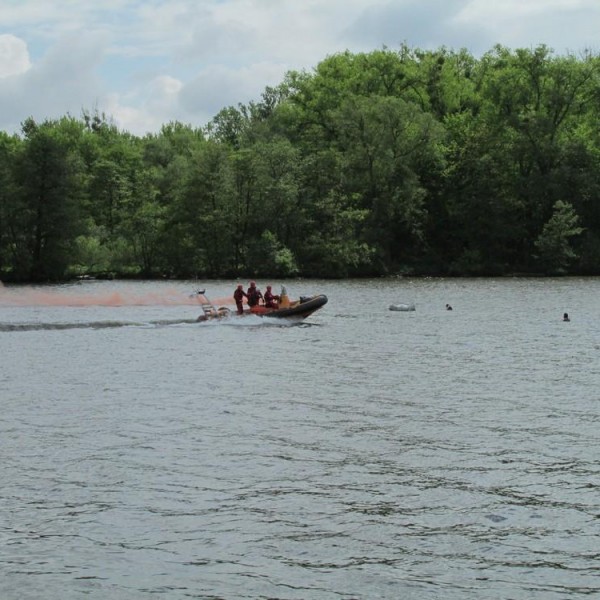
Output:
[[246, 281, 263, 308], [233, 284, 247, 314], [264, 285, 280, 309]]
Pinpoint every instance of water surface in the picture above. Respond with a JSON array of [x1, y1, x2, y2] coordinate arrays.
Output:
[[1, 278, 599, 599]]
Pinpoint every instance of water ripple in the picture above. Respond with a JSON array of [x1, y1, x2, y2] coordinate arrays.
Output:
[[2, 278, 600, 599]]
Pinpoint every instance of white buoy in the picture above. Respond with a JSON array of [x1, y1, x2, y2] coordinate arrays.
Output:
[[389, 303, 416, 312]]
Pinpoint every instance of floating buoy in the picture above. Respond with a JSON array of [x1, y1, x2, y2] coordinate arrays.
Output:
[[389, 303, 416, 312]]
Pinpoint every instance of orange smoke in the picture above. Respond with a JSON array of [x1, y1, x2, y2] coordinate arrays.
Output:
[[0, 285, 235, 308]]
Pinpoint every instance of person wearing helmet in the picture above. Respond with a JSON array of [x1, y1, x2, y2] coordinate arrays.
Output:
[[233, 284, 247, 314], [246, 281, 263, 308], [264, 285, 280, 309]]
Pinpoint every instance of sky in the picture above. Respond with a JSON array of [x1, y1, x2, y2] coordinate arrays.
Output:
[[1, 0, 599, 137]]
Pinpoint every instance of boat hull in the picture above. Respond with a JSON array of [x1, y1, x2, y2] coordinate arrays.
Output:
[[250, 294, 328, 320]]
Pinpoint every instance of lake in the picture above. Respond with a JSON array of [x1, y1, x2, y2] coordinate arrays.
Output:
[[1, 277, 599, 599]]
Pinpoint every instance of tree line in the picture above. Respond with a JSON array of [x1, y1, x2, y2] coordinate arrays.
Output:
[[1, 43, 599, 282]]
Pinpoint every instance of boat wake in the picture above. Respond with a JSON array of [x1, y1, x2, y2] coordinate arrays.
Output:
[[0, 318, 199, 332], [0, 317, 316, 332], [199, 314, 303, 327]]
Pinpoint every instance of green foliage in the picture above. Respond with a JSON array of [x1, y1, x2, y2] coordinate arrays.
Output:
[[302, 191, 374, 277], [246, 230, 299, 277], [8, 117, 87, 280], [69, 230, 112, 276], [0, 132, 20, 275], [3, 44, 600, 280], [534, 200, 584, 273], [578, 232, 600, 274]]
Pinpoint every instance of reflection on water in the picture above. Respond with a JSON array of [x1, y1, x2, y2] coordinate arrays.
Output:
[[1, 278, 599, 599]]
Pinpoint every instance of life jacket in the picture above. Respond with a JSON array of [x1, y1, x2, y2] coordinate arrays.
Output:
[[264, 290, 278, 308], [247, 287, 261, 306]]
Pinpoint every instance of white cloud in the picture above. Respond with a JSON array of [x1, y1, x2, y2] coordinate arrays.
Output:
[[459, 0, 596, 21], [0, 34, 31, 77], [0, 31, 106, 134], [179, 62, 286, 117], [342, 1, 479, 52], [102, 61, 288, 136], [1, 0, 600, 136], [105, 75, 185, 135], [455, 0, 600, 53]]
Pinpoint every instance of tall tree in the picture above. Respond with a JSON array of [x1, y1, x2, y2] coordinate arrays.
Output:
[[12, 117, 86, 280], [0, 132, 21, 278], [534, 200, 583, 273]]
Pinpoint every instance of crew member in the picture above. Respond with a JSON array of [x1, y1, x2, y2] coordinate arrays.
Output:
[[264, 285, 280, 309], [233, 284, 247, 314], [246, 281, 263, 308]]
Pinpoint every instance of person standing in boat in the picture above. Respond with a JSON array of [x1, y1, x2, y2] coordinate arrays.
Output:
[[246, 281, 263, 308], [264, 285, 280, 309], [233, 284, 247, 314]]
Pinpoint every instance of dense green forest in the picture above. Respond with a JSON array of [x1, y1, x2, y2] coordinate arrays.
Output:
[[1, 44, 600, 282]]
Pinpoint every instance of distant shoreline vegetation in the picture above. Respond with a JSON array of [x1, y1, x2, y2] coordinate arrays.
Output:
[[1, 44, 599, 283]]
